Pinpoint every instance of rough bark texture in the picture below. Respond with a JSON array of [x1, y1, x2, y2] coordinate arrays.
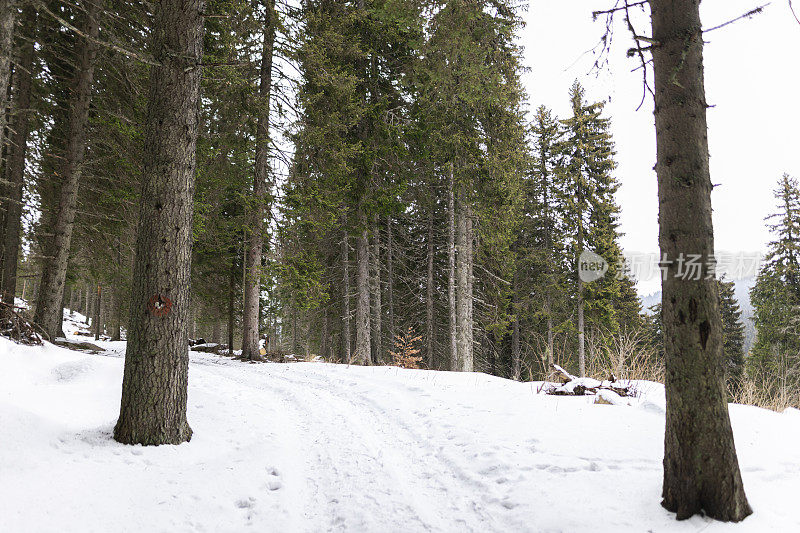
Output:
[[447, 164, 457, 371], [0, 0, 15, 154], [354, 210, 371, 365], [386, 214, 394, 349], [426, 210, 435, 368], [370, 214, 381, 363], [651, 0, 751, 521], [241, 0, 275, 360], [455, 194, 473, 372], [34, 0, 102, 338], [512, 270, 521, 381], [341, 228, 351, 363], [1, 6, 35, 306], [114, 0, 203, 446]]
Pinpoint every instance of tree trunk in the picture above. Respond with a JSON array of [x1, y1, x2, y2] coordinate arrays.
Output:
[[114, 0, 203, 446], [370, 214, 381, 363], [68, 286, 77, 315], [242, 0, 275, 360], [650, 0, 751, 521], [228, 255, 236, 355], [447, 163, 457, 371], [212, 319, 221, 345], [577, 211, 586, 377], [0, 6, 35, 307], [0, 0, 14, 162], [354, 209, 371, 365], [512, 269, 521, 380], [387, 214, 394, 349], [34, 0, 102, 338], [94, 284, 101, 340], [456, 193, 470, 372], [341, 228, 351, 363], [426, 209, 435, 369]]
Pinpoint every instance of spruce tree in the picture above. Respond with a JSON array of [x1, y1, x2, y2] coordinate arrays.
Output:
[[718, 276, 745, 395], [750, 173, 800, 383], [114, 0, 204, 445], [650, 0, 751, 520]]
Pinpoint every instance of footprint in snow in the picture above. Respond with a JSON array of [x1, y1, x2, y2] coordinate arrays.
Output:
[[235, 497, 255, 509], [265, 466, 282, 491]]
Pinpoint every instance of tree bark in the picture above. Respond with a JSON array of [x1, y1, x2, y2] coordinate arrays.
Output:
[[354, 209, 371, 365], [227, 255, 236, 355], [93, 284, 101, 340], [650, 0, 751, 521], [242, 0, 275, 360], [114, 0, 203, 446], [1, 6, 35, 307], [0, 0, 15, 156], [341, 227, 351, 363], [512, 269, 521, 380], [447, 163, 457, 371], [34, 0, 102, 338], [370, 213, 381, 363], [577, 206, 585, 377], [387, 214, 394, 350], [456, 193, 471, 372], [426, 209, 435, 369]]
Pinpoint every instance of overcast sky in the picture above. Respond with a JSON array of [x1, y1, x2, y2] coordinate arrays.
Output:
[[520, 1, 800, 294]]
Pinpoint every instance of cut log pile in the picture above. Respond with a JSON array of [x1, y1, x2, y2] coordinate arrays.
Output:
[[0, 302, 44, 346], [544, 364, 633, 398]]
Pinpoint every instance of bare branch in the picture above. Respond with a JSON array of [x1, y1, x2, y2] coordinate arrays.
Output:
[[703, 3, 771, 34]]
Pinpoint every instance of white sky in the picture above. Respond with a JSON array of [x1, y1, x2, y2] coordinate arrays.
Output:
[[520, 1, 800, 294]]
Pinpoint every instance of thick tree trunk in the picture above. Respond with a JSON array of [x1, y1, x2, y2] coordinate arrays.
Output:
[[354, 210, 371, 365], [426, 209, 435, 369], [370, 214, 381, 363], [34, 0, 102, 338], [1, 6, 35, 307], [455, 193, 472, 372], [447, 163, 457, 371], [341, 228, 351, 363], [242, 0, 275, 360], [650, 0, 751, 521], [114, 0, 203, 446], [0, 0, 15, 154]]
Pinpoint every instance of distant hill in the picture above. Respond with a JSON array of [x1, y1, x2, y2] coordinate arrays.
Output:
[[640, 276, 756, 354]]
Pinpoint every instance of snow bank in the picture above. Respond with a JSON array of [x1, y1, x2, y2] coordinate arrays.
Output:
[[2, 334, 800, 532]]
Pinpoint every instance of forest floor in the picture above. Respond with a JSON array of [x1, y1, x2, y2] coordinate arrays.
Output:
[[2, 312, 800, 532]]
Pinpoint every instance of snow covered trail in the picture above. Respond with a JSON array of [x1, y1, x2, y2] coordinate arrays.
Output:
[[2, 336, 800, 532]]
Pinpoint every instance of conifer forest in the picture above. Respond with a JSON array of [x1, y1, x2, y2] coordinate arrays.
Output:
[[1, 0, 800, 531]]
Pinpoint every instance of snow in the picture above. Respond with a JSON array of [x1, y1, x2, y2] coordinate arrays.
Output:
[[2, 314, 800, 531]]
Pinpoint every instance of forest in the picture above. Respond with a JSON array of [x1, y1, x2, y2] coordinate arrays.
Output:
[[1, 0, 799, 529]]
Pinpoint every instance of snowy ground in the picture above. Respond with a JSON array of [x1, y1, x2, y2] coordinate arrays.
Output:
[[2, 312, 800, 532]]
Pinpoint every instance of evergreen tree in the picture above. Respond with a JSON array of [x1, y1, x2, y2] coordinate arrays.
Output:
[[718, 276, 745, 394], [558, 81, 640, 375], [750, 173, 800, 384]]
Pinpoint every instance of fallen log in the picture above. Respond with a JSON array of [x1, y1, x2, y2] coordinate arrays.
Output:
[[545, 363, 632, 397]]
